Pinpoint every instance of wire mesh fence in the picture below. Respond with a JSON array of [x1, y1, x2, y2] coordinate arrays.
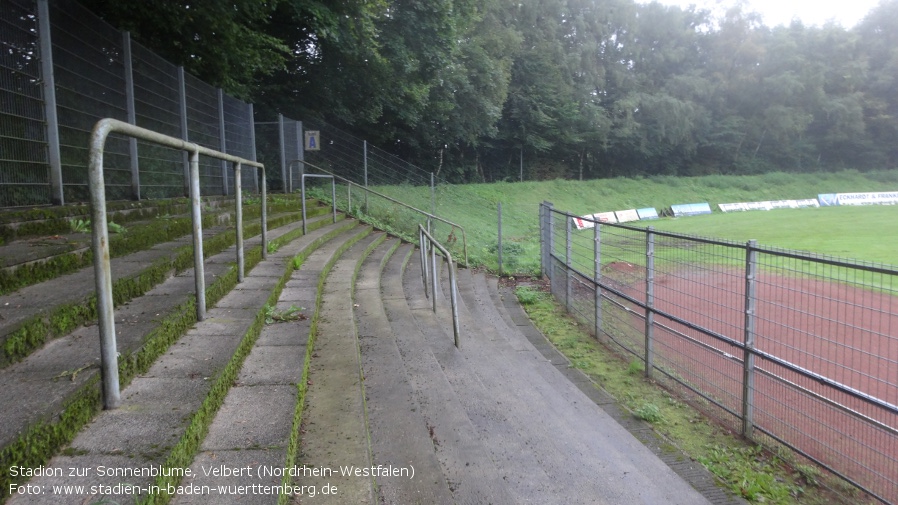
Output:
[[294, 119, 537, 272], [0, 0, 260, 208], [0, 0, 51, 207], [541, 203, 898, 504]]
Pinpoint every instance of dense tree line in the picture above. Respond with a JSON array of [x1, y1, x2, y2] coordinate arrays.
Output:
[[82, 0, 898, 182]]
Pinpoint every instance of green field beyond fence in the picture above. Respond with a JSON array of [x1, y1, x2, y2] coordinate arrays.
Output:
[[307, 170, 898, 273]]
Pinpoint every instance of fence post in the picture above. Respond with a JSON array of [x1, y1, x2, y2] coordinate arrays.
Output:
[[178, 67, 189, 197], [295, 120, 303, 193], [122, 31, 140, 200], [539, 204, 545, 275], [278, 114, 287, 193], [218, 89, 228, 195], [248, 103, 259, 193], [565, 214, 572, 311], [363, 140, 369, 213], [594, 221, 603, 341], [498, 202, 503, 276], [645, 227, 655, 378], [742, 239, 758, 439], [37, 0, 63, 205], [431, 172, 436, 216], [546, 202, 555, 292]]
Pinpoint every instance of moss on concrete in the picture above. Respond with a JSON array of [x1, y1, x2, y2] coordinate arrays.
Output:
[[0, 206, 331, 367], [0, 211, 343, 504]]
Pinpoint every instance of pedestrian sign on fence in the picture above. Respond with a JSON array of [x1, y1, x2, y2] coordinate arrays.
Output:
[[305, 131, 320, 151]]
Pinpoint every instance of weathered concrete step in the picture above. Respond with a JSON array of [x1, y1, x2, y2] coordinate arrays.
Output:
[[409, 254, 713, 504], [380, 244, 517, 505], [488, 280, 748, 505], [405, 258, 576, 502], [292, 229, 385, 505], [167, 226, 377, 505], [353, 238, 455, 505], [0, 204, 332, 369], [1, 218, 357, 504]]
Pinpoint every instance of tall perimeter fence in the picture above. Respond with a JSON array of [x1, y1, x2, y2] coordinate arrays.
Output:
[[540, 203, 898, 504], [1, 0, 259, 207], [286, 119, 537, 271]]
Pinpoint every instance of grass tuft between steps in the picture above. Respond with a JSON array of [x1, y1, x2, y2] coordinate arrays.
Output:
[[277, 225, 380, 505]]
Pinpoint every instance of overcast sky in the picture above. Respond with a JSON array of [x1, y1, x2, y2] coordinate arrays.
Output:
[[641, 0, 883, 27]]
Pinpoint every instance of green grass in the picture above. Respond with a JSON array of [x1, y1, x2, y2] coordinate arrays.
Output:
[[329, 170, 898, 273], [646, 205, 898, 265]]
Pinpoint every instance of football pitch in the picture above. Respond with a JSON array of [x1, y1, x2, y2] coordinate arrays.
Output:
[[645, 205, 898, 266]]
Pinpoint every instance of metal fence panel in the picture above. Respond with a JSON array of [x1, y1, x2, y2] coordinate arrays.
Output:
[[183, 72, 221, 196], [51, 0, 129, 203], [131, 39, 182, 199], [223, 95, 255, 192], [0, 0, 50, 207]]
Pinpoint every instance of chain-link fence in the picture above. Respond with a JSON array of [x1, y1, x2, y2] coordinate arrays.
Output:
[[0, 0, 259, 207], [540, 203, 898, 504], [288, 119, 536, 272]]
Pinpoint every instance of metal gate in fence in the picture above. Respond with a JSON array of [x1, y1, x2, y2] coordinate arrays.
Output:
[[540, 202, 898, 504]]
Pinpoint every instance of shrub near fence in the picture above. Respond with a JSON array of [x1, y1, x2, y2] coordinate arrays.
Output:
[[540, 203, 898, 504]]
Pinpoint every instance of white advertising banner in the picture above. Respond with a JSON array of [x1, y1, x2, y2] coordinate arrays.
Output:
[[744, 201, 772, 211], [768, 200, 797, 209], [572, 216, 595, 230], [593, 212, 618, 224], [835, 192, 898, 206], [719, 203, 747, 212], [615, 209, 640, 223]]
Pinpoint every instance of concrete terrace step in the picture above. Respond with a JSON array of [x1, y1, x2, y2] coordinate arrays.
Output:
[[353, 239, 455, 505], [0, 202, 333, 369], [166, 225, 378, 505], [0, 216, 356, 504], [379, 244, 517, 505], [491, 279, 748, 505], [405, 254, 714, 504], [291, 228, 385, 504]]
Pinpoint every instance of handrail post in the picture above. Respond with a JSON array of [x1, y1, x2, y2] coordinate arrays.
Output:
[[89, 127, 120, 409], [419, 225, 460, 348], [331, 177, 337, 223], [420, 227, 429, 297], [301, 173, 307, 235], [449, 261, 460, 348], [189, 149, 206, 321], [88, 118, 265, 409], [431, 239, 438, 310], [261, 173, 267, 259], [235, 162, 244, 282]]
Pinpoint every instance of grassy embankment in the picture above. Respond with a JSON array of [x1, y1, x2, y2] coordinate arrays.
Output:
[[337, 169, 898, 272]]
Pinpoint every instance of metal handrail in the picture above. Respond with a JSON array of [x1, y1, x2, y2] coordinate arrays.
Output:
[[89, 118, 266, 409], [299, 174, 338, 234], [293, 160, 469, 267], [419, 224, 460, 348]]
